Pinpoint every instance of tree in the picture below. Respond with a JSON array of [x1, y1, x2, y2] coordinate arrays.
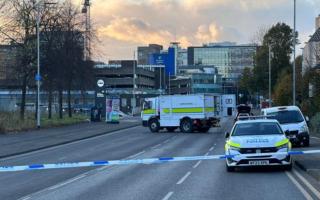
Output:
[[263, 23, 296, 87], [0, 0, 39, 120], [273, 72, 292, 106]]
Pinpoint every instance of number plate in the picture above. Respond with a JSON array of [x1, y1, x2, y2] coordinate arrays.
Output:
[[248, 160, 269, 165], [289, 135, 296, 139]]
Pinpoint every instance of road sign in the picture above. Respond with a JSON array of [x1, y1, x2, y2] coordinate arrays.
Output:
[[97, 79, 104, 87], [35, 74, 41, 81]]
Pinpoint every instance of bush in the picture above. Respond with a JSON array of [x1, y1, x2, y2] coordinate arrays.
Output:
[[310, 112, 320, 134]]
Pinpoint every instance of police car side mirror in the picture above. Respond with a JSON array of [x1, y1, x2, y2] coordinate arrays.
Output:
[[284, 130, 290, 137], [225, 132, 230, 138], [305, 116, 310, 123]]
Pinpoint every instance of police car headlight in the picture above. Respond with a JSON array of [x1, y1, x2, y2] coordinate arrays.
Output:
[[299, 124, 309, 133], [276, 143, 289, 150], [228, 146, 240, 152]]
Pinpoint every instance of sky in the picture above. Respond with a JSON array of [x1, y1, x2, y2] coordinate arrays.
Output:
[[74, 0, 320, 62]]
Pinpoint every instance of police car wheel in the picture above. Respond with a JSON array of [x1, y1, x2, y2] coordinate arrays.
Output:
[[226, 164, 235, 172], [284, 163, 292, 171], [149, 119, 160, 133], [303, 139, 310, 147]]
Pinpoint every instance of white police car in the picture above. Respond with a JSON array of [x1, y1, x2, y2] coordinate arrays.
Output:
[[225, 118, 292, 172]]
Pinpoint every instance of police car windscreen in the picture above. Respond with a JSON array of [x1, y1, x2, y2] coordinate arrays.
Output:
[[267, 110, 304, 124], [232, 122, 283, 136]]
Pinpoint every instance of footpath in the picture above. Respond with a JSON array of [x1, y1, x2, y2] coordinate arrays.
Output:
[[294, 133, 320, 182], [0, 117, 141, 159]]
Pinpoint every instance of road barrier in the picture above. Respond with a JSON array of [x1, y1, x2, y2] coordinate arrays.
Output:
[[1, 150, 320, 172]]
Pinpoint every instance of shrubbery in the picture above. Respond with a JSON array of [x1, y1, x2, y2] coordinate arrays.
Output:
[[310, 112, 320, 134]]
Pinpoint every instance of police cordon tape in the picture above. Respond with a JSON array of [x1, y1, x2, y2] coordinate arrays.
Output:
[[1, 150, 320, 172]]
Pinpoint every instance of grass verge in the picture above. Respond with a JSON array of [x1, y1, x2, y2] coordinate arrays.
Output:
[[0, 112, 89, 133]]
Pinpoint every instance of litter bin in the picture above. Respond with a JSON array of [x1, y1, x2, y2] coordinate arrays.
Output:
[[91, 106, 101, 122]]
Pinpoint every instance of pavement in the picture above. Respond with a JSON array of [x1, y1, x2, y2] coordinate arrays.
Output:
[[0, 116, 141, 158], [294, 133, 320, 182], [0, 117, 320, 200]]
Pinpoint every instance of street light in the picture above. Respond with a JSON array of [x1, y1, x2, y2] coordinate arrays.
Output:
[[132, 51, 136, 116], [293, 0, 296, 105], [268, 45, 273, 108], [35, 0, 56, 128], [36, 1, 40, 128]]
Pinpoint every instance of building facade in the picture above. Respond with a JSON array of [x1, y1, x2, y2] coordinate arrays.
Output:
[[95, 60, 158, 92], [137, 44, 163, 65], [187, 42, 257, 79], [0, 44, 19, 89], [303, 16, 320, 74]]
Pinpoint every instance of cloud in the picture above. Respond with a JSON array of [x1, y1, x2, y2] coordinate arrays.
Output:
[[195, 23, 220, 43], [83, 0, 320, 61], [98, 17, 173, 45]]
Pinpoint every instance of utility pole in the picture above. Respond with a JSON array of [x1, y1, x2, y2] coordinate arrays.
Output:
[[269, 45, 272, 108], [132, 51, 136, 116], [36, 1, 40, 128], [293, 0, 296, 105], [82, 0, 91, 60]]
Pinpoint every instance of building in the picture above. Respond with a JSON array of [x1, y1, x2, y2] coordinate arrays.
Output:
[[95, 60, 163, 114], [95, 60, 158, 92], [187, 42, 257, 79], [177, 65, 222, 94], [168, 76, 192, 95], [0, 44, 19, 89], [177, 48, 188, 67], [302, 15, 320, 74], [137, 44, 163, 65]]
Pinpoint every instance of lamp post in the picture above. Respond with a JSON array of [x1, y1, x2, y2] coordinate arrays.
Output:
[[132, 51, 136, 116], [36, 1, 40, 128], [269, 45, 272, 108], [35, 0, 56, 128], [293, 0, 296, 105]]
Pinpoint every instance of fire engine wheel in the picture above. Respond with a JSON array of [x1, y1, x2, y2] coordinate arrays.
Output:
[[149, 119, 160, 133], [180, 118, 193, 133]]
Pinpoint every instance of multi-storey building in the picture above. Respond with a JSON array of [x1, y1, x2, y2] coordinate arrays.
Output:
[[187, 42, 257, 79]]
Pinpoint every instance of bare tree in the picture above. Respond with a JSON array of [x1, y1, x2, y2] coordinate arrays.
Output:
[[250, 26, 270, 45]]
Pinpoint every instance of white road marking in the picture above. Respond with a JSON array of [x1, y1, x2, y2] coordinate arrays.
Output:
[[293, 169, 320, 198], [128, 151, 146, 159], [286, 172, 313, 200], [18, 196, 31, 200], [209, 147, 214, 151], [311, 137, 320, 140], [151, 144, 162, 149], [58, 156, 67, 161], [17, 145, 150, 199], [204, 152, 210, 156], [163, 139, 171, 144], [193, 160, 202, 169], [177, 171, 192, 185], [48, 174, 86, 190], [162, 191, 174, 200]]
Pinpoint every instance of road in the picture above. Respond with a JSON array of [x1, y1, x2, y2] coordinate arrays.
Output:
[[0, 118, 320, 200]]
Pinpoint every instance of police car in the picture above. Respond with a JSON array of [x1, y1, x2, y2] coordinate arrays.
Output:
[[225, 117, 292, 172]]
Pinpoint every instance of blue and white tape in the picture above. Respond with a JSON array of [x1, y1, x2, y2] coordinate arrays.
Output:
[[1, 150, 319, 172]]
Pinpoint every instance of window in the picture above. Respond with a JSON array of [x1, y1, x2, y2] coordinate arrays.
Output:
[[232, 122, 283, 136]]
